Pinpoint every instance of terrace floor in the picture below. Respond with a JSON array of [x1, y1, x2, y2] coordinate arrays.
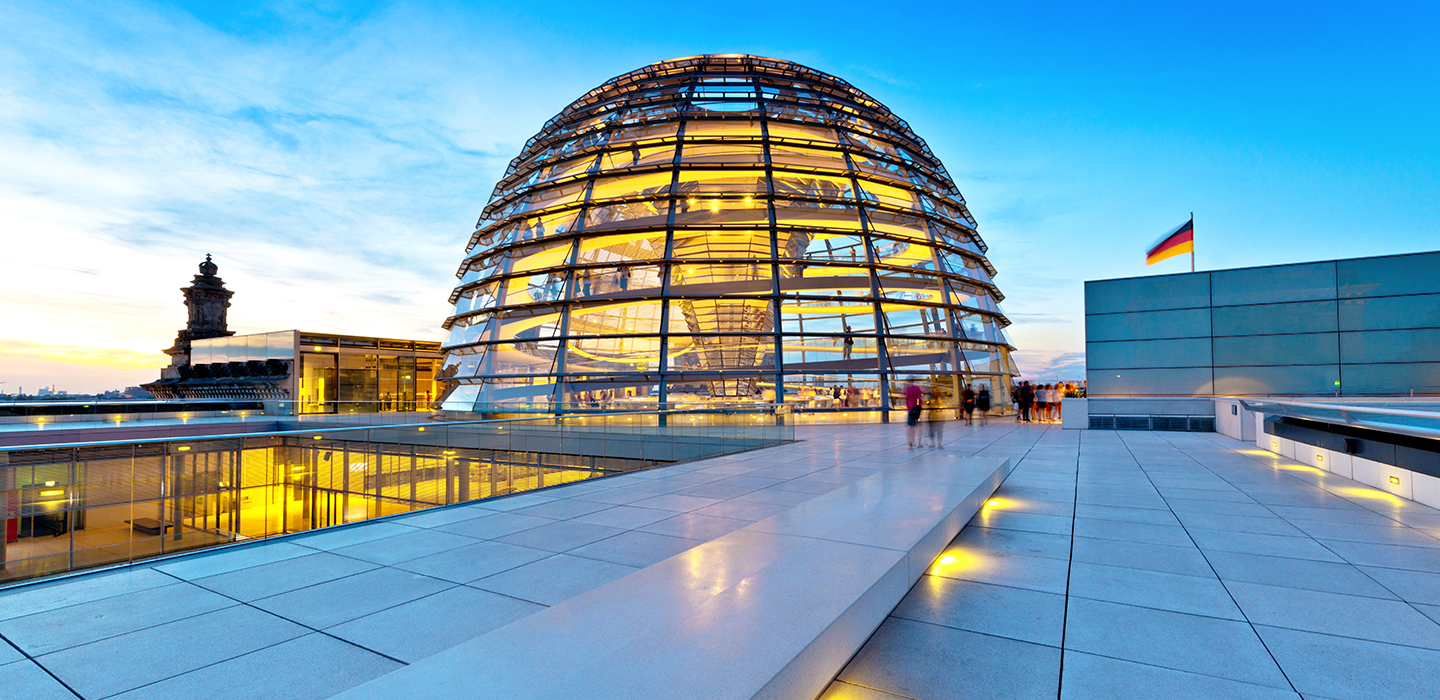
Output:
[[4, 421, 1440, 699]]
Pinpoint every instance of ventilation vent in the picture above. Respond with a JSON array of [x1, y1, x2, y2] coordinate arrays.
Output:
[[1088, 415, 1216, 432], [1151, 416, 1189, 431], [1115, 416, 1151, 431]]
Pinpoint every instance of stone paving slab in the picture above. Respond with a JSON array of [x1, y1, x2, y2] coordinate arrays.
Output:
[[825, 425, 1440, 700], [7, 421, 1440, 699]]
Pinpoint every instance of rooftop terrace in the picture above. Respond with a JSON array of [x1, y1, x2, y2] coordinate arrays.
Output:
[[3, 422, 1439, 699]]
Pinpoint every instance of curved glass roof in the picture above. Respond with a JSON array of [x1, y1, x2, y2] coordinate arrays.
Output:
[[439, 54, 1017, 413]]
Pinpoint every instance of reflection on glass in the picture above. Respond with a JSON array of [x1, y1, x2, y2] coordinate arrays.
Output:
[[440, 56, 1017, 414]]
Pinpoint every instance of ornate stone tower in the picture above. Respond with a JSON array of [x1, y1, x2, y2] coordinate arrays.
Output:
[[160, 254, 235, 374]]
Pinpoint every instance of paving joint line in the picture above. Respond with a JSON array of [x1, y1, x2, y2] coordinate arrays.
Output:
[[1159, 432, 1440, 642], [1124, 431, 1301, 695]]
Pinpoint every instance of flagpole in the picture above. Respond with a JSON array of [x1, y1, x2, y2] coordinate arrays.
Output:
[[1190, 212, 1195, 273]]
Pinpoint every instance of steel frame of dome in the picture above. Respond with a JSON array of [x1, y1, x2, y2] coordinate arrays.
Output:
[[439, 54, 1017, 414]]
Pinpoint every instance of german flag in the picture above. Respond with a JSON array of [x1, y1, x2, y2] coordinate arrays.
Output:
[[1146, 218, 1194, 266]]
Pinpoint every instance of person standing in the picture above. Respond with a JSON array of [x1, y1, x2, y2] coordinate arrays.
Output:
[[926, 392, 945, 447], [843, 326, 854, 361], [976, 383, 991, 425], [962, 383, 976, 426], [1019, 381, 1034, 422], [905, 379, 924, 447]]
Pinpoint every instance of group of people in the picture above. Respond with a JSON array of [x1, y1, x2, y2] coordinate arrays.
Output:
[[896, 378, 1084, 447], [1014, 381, 1083, 423], [903, 380, 993, 449], [828, 384, 862, 407]]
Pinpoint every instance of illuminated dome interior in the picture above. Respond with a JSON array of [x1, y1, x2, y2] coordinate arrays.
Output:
[[439, 54, 1016, 413]]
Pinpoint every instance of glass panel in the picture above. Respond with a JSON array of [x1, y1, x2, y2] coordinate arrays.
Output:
[[800, 233, 867, 263], [665, 335, 775, 372], [299, 353, 337, 411], [681, 144, 764, 164], [671, 229, 773, 261], [607, 121, 680, 147], [865, 210, 930, 242], [769, 145, 848, 171], [495, 307, 564, 340], [684, 120, 764, 138], [857, 179, 921, 211], [772, 199, 861, 230], [766, 121, 836, 143], [1085, 308, 1212, 342], [597, 144, 675, 170], [577, 232, 666, 265], [487, 341, 561, 375], [1085, 274, 1211, 314], [881, 303, 950, 337], [676, 169, 767, 195], [589, 171, 674, 201], [772, 173, 853, 200], [1338, 252, 1440, 298], [338, 354, 377, 403], [1086, 339, 1214, 369], [672, 197, 769, 226], [780, 299, 876, 334], [583, 200, 669, 231], [778, 263, 871, 298], [669, 263, 772, 296], [565, 335, 663, 373], [568, 301, 666, 336], [1338, 295, 1440, 332]]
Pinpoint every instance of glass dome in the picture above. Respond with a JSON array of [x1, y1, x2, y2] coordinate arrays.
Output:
[[439, 54, 1016, 415]]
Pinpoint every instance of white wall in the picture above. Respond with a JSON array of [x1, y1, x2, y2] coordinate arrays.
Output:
[[1257, 427, 1440, 510], [1061, 399, 1088, 430], [1215, 399, 1256, 441]]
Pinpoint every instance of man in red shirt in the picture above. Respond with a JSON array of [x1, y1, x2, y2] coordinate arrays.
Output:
[[905, 379, 925, 448]]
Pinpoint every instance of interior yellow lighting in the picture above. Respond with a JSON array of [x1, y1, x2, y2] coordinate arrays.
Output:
[[292, 466, 304, 472], [1316, 455, 1323, 462], [1390, 476, 1401, 485], [40, 490, 64, 497], [1278, 464, 1324, 475], [1272, 441, 1278, 449], [983, 497, 1014, 510], [44, 481, 55, 487], [177, 446, 191, 451], [443, 450, 456, 455], [418, 427, 426, 431], [313, 435, 323, 440]]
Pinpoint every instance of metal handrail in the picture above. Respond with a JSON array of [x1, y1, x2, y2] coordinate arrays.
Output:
[[0, 406, 789, 453], [1238, 399, 1440, 440]]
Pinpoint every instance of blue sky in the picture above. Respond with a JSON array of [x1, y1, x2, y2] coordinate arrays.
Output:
[[1, 0, 1436, 393]]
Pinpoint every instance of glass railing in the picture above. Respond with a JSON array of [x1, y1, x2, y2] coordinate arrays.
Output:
[[0, 408, 792, 586]]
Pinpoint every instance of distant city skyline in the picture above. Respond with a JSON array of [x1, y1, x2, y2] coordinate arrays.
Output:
[[3, 1, 1437, 393]]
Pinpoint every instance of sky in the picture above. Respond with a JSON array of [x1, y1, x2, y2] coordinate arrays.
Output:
[[1, 0, 1437, 394]]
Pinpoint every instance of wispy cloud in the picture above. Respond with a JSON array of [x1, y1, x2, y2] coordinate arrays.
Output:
[[0, 0, 551, 391]]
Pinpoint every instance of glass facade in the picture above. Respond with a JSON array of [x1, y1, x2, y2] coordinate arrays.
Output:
[[0, 411, 792, 584], [186, 332, 445, 413], [1086, 250, 1440, 396], [439, 55, 1017, 413]]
